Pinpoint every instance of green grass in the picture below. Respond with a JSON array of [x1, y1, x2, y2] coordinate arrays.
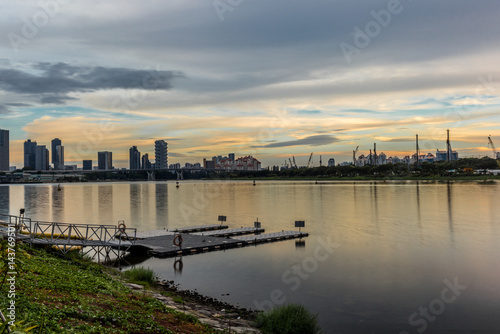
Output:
[[0, 240, 221, 333], [124, 267, 157, 286], [256, 304, 322, 334]]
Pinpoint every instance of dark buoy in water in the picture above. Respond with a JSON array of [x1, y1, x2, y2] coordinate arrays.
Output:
[[176, 181, 180, 188], [253, 180, 256, 186], [57, 184, 62, 191]]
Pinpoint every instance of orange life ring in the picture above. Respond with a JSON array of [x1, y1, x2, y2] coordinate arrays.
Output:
[[173, 234, 183, 247], [118, 222, 126, 233]]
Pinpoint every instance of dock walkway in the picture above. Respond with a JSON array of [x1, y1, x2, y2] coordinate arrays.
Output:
[[191, 227, 265, 237], [134, 231, 308, 258], [1, 214, 309, 259]]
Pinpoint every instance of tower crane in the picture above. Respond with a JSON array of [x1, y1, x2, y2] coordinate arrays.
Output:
[[288, 158, 293, 169], [353, 146, 359, 165], [488, 136, 497, 159], [292, 156, 298, 169], [307, 153, 313, 168]]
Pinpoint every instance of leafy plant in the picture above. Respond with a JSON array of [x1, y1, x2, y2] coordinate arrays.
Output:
[[256, 304, 322, 334], [124, 267, 157, 286]]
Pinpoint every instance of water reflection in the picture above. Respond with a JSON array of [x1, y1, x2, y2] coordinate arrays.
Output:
[[295, 239, 306, 250], [0, 186, 9, 216], [155, 183, 168, 229], [173, 256, 183, 276], [447, 182, 454, 232], [98, 185, 113, 224], [52, 184, 64, 222], [3, 181, 500, 333], [130, 183, 142, 225], [25, 186, 49, 219], [83, 185, 94, 219]]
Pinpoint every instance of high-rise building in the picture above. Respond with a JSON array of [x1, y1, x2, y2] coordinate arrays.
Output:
[[97, 151, 113, 170], [154, 140, 168, 169], [24, 139, 37, 169], [35, 145, 49, 171], [328, 158, 335, 167], [55, 145, 64, 170], [0, 129, 9, 171], [228, 153, 235, 162], [51, 138, 61, 166], [83, 160, 93, 170], [129, 146, 141, 170], [142, 154, 151, 169]]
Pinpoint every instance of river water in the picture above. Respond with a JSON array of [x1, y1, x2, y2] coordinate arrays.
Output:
[[1, 180, 500, 333]]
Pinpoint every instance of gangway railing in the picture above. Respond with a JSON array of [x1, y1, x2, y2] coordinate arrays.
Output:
[[0, 214, 137, 255]]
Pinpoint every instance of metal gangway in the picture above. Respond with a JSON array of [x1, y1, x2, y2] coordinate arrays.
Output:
[[0, 214, 137, 261]]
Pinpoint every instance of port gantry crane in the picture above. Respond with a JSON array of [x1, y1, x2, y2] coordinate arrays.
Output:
[[307, 153, 313, 168], [488, 136, 497, 158], [488, 136, 500, 167], [353, 146, 359, 165]]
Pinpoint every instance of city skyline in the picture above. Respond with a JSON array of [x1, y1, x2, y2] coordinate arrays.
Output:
[[0, 2, 499, 168]]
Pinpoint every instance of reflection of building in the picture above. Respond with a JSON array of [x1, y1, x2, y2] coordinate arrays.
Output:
[[129, 146, 141, 170], [154, 140, 168, 169], [83, 160, 93, 170], [0, 129, 9, 171], [98, 151, 113, 170], [24, 139, 37, 169], [328, 158, 335, 167]]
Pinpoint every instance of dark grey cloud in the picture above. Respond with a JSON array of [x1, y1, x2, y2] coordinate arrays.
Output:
[[0, 102, 31, 114], [252, 135, 340, 148], [0, 62, 183, 104], [168, 153, 187, 158]]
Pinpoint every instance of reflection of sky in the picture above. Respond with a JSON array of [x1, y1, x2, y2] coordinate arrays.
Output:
[[7, 181, 499, 332], [1, 2, 500, 167]]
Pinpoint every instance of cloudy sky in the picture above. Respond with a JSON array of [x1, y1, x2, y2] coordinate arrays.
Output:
[[1, 0, 499, 168]]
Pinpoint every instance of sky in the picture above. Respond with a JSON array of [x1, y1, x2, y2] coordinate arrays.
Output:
[[1, 0, 500, 168]]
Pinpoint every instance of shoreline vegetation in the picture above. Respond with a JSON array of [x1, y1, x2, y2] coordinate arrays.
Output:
[[0, 241, 265, 333], [2, 157, 499, 183]]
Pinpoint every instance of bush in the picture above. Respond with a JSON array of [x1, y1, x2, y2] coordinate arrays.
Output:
[[124, 267, 156, 285], [256, 304, 322, 334]]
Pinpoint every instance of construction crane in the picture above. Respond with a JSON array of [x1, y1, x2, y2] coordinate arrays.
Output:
[[307, 153, 313, 168], [292, 156, 298, 169], [488, 136, 497, 159], [352, 146, 359, 165], [288, 158, 293, 169]]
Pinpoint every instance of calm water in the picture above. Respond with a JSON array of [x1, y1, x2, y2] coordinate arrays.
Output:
[[1, 180, 500, 333]]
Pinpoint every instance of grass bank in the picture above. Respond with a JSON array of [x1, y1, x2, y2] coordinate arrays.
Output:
[[0, 241, 224, 333]]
